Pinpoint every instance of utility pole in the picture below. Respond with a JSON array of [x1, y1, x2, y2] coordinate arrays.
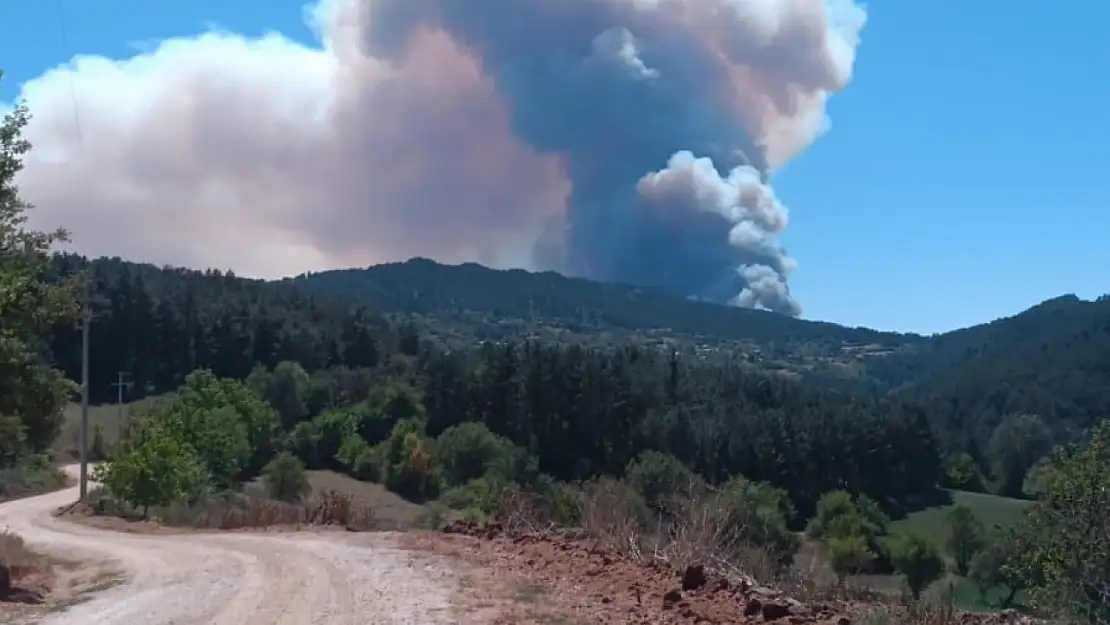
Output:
[[78, 281, 91, 502], [111, 371, 133, 428]]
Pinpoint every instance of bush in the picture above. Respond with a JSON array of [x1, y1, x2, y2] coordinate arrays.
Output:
[[336, 434, 378, 481], [625, 450, 701, 511], [377, 419, 438, 500], [440, 476, 516, 514], [262, 452, 311, 503], [826, 534, 875, 582], [717, 476, 801, 567], [435, 422, 528, 488], [888, 532, 945, 599]]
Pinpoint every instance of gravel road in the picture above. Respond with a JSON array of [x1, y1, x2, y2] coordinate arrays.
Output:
[[0, 475, 470, 624]]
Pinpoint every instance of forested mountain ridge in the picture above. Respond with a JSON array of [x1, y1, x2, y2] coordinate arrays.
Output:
[[285, 258, 939, 390], [895, 293, 1110, 445], [45, 254, 1110, 451], [46, 254, 398, 404]]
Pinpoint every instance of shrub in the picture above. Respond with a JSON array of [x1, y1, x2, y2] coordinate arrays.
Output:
[[888, 532, 945, 599], [435, 422, 528, 488], [262, 452, 311, 503], [625, 450, 701, 512]]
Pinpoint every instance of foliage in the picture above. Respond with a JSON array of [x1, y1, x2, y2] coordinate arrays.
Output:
[[262, 451, 311, 503], [717, 476, 800, 566], [807, 491, 888, 544], [888, 532, 945, 599], [625, 451, 702, 512], [93, 420, 207, 516], [146, 370, 278, 487], [336, 433, 377, 481], [434, 421, 528, 488], [941, 452, 984, 492], [967, 529, 1025, 610], [376, 419, 438, 500], [945, 504, 985, 576], [825, 534, 875, 582], [0, 85, 82, 462], [1007, 420, 1110, 621], [986, 414, 1053, 498]]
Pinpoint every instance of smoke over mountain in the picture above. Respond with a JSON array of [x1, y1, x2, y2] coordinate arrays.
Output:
[[9, 0, 865, 315]]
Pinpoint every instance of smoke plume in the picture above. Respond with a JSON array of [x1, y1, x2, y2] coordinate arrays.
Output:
[[7, 0, 865, 315]]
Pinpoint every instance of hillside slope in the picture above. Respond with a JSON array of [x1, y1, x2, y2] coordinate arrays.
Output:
[[896, 294, 1110, 441], [288, 259, 1110, 430], [285, 258, 931, 389]]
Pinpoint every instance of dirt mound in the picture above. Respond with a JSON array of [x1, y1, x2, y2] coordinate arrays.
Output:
[[439, 520, 1037, 625], [442, 520, 850, 624]]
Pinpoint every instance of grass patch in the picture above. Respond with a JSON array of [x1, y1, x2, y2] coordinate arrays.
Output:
[[882, 490, 1032, 611], [889, 489, 1031, 553]]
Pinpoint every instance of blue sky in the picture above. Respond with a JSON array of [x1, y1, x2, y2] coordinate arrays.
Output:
[[1, 1, 1107, 335]]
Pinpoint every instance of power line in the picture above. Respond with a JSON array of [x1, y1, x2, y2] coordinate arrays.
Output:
[[54, 0, 84, 143]]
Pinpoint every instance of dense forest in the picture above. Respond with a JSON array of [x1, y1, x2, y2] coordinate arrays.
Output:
[[39, 255, 940, 517], [39, 254, 1110, 506]]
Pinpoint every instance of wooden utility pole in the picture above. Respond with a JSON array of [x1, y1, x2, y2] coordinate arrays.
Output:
[[78, 283, 91, 502], [111, 371, 133, 429]]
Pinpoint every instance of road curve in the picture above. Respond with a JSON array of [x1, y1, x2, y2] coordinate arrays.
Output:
[[0, 472, 467, 624]]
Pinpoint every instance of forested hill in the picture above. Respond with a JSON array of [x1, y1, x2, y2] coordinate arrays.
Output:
[[285, 258, 919, 346], [48, 254, 1110, 446], [894, 294, 1110, 444], [285, 258, 940, 390]]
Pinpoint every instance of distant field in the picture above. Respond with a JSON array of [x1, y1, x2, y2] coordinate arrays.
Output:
[[54, 399, 155, 459], [890, 490, 1032, 611], [890, 489, 1032, 551]]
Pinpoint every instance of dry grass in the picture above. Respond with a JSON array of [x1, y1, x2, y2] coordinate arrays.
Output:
[[263, 470, 426, 530], [81, 486, 378, 532]]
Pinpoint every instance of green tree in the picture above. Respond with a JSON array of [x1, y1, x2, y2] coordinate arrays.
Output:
[[945, 504, 985, 576], [625, 450, 701, 512], [93, 420, 207, 517], [0, 85, 82, 459], [942, 452, 984, 492], [825, 534, 875, 584], [968, 530, 1025, 609], [1009, 420, 1110, 621], [1021, 457, 1058, 499], [152, 370, 278, 485], [987, 414, 1053, 498], [435, 421, 527, 488], [888, 533, 945, 599], [376, 419, 437, 500], [262, 452, 311, 503], [718, 476, 800, 567], [263, 361, 310, 429]]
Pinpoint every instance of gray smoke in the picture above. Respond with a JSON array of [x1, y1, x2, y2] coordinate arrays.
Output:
[[9, 0, 864, 315], [359, 0, 863, 314]]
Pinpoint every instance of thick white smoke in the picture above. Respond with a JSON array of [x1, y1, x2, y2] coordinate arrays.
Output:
[[5, 0, 865, 314]]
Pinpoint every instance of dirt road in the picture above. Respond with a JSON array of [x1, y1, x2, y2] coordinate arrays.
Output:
[[0, 477, 473, 624]]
